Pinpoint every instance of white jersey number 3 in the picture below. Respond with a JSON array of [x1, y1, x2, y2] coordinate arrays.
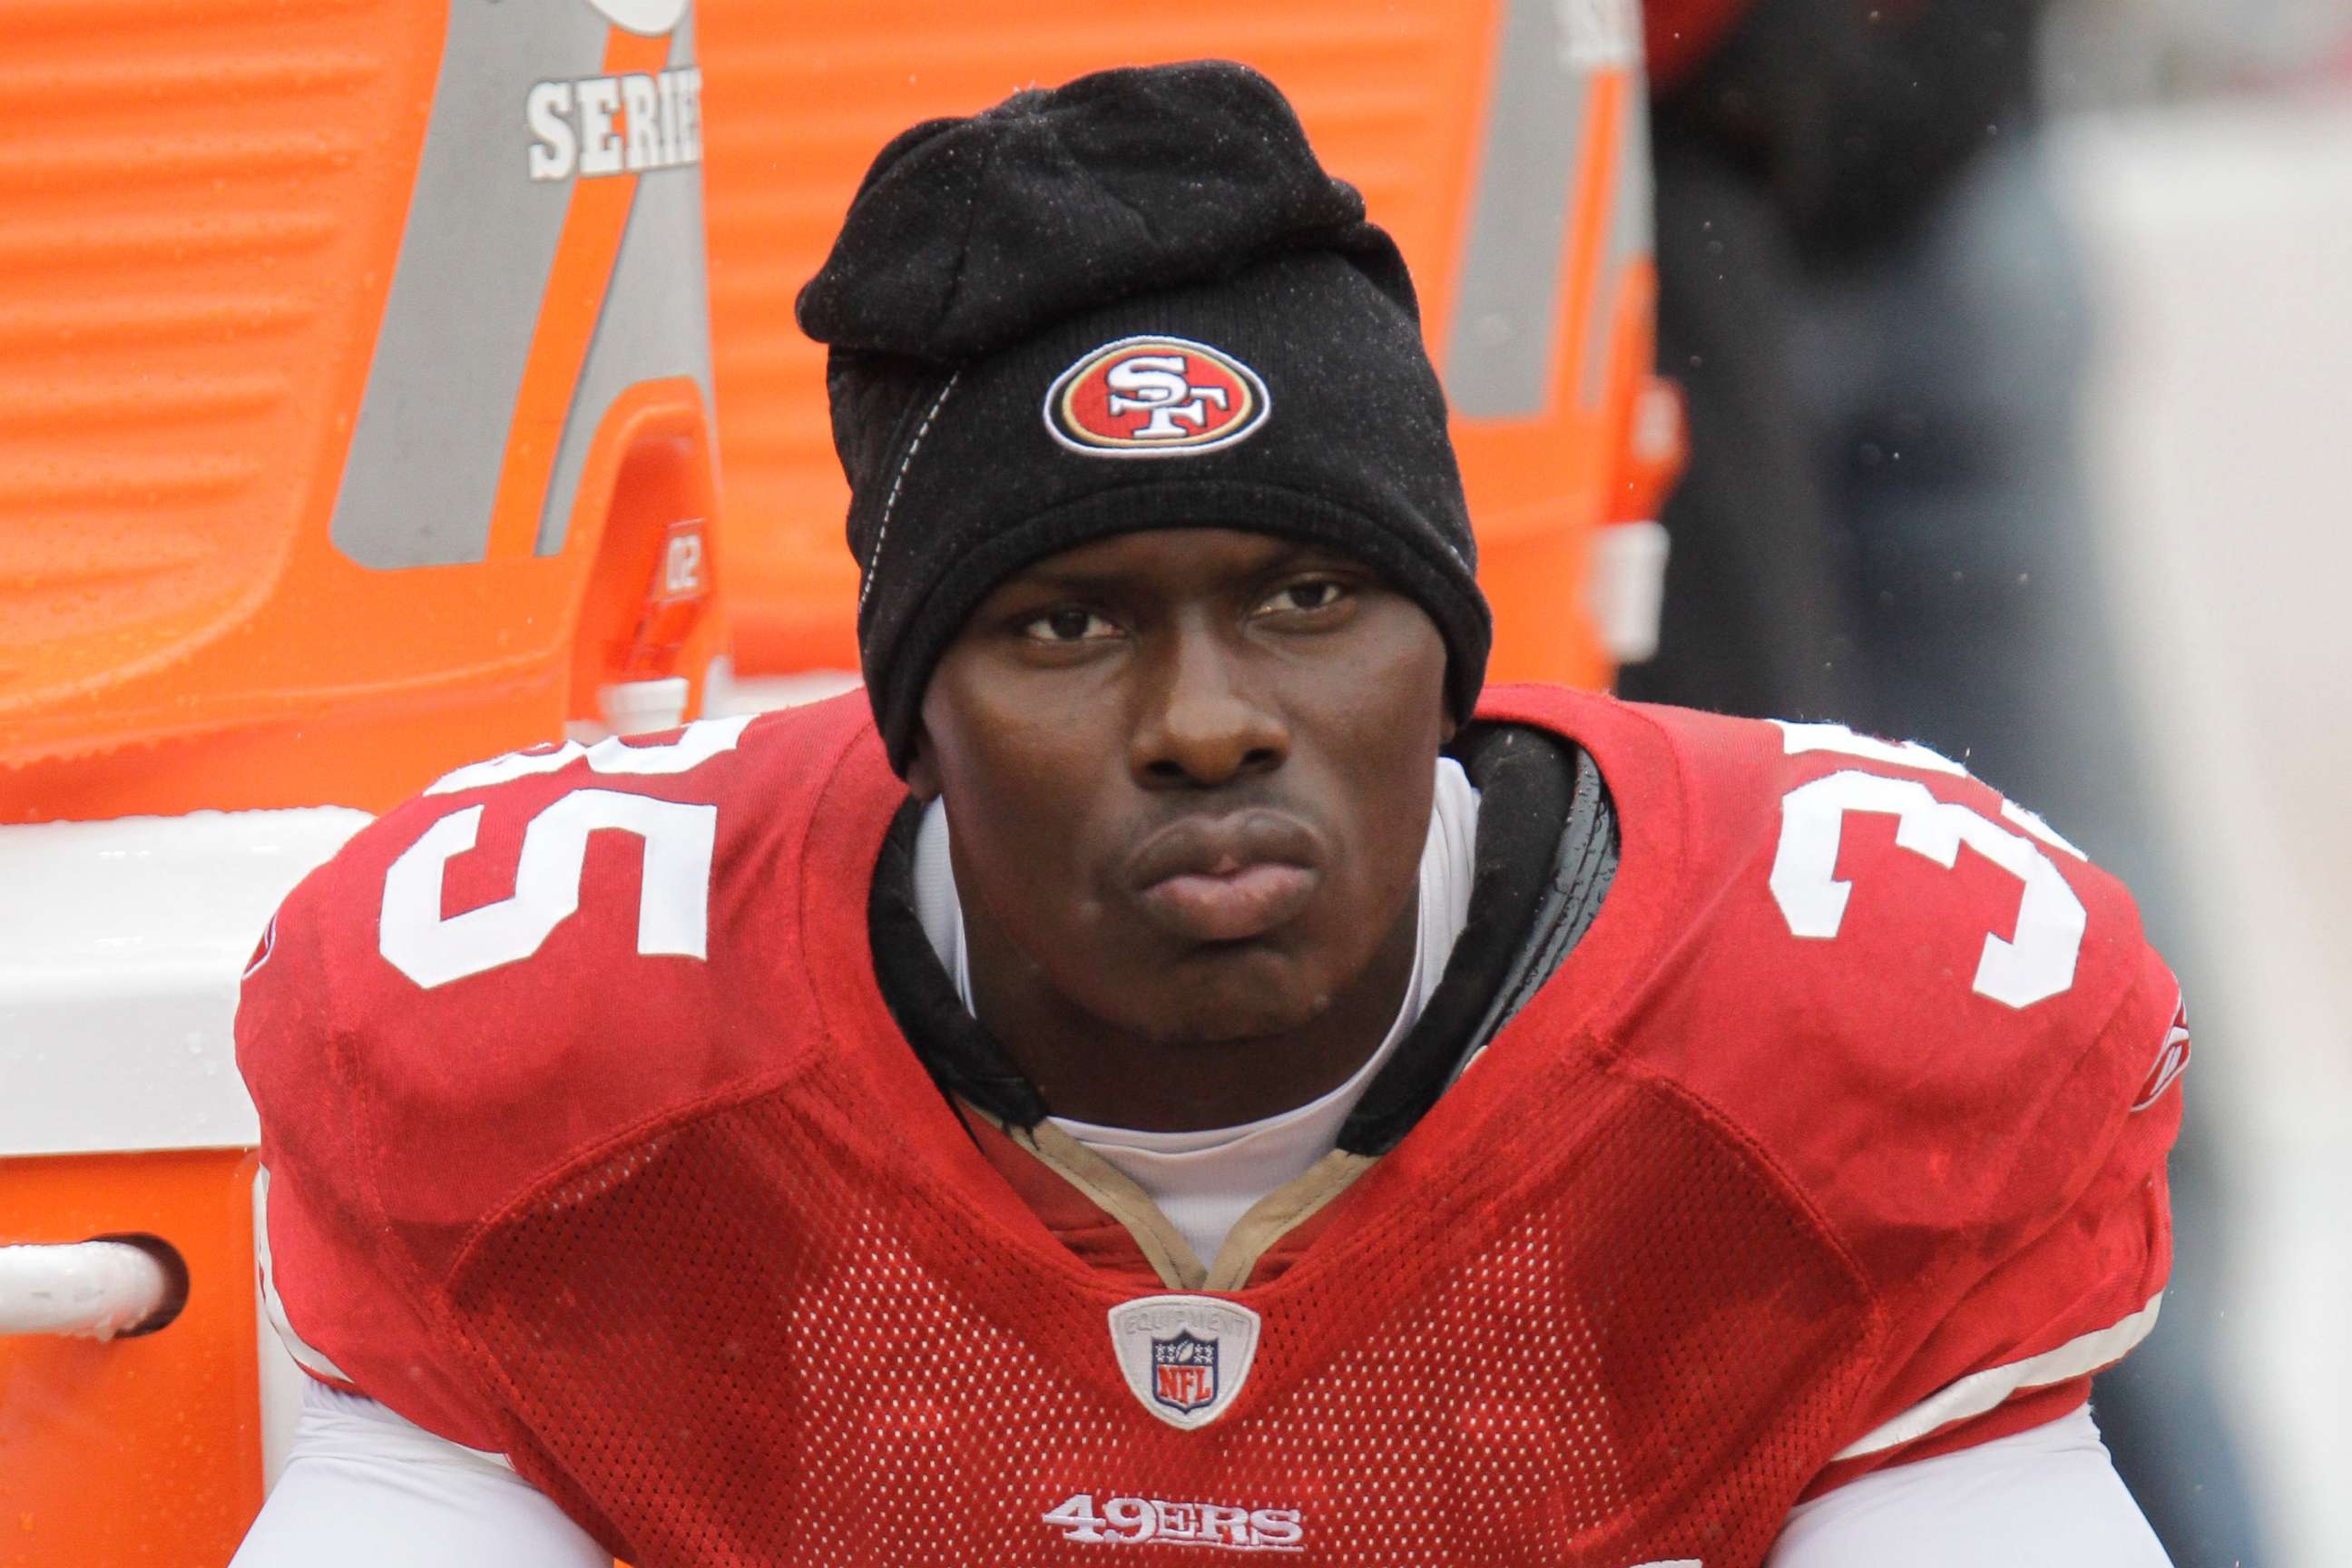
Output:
[[1767, 721, 2088, 1009], [378, 717, 750, 989]]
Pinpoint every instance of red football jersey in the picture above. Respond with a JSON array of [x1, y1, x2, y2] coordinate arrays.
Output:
[[237, 684, 2180, 1566]]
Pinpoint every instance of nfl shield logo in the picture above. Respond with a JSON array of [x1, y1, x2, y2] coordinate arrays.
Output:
[[1107, 1295, 1262, 1431], [1151, 1331, 1219, 1416]]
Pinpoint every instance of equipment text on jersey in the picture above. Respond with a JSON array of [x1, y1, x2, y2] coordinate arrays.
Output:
[[1043, 1494, 1302, 1553]]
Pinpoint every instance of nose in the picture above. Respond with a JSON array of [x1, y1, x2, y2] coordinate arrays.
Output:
[[1128, 616, 1289, 789]]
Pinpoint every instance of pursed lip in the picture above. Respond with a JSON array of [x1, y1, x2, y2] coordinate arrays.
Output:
[[1125, 809, 1326, 943], [1126, 808, 1324, 890]]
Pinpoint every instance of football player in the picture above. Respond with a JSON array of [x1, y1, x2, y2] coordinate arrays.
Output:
[[230, 64, 2182, 1567]]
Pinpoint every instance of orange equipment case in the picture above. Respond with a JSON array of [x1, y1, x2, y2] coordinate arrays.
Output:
[[0, 0, 725, 826], [3, 4, 724, 1563]]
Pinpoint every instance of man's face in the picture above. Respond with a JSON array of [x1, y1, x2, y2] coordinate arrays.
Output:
[[911, 527, 1455, 1048]]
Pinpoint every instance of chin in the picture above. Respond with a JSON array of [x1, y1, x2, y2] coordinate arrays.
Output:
[[1113, 953, 1336, 1047]]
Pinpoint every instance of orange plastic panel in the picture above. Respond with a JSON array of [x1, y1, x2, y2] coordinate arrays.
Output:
[[0, 5, 721, 824], [0, 1150, 262, 1568], [700, 0, 1671, 691], [565, 380, 727, 707]]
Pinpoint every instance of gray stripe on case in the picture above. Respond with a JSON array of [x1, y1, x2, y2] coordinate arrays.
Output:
[[534, 16, 711, 555], [1580, 74, 1654, 408], [329, 4, 611, 568], [1443, 0, 1588, 420]]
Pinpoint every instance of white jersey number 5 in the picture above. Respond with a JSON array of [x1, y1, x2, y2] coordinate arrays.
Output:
[[1767, 722, 2087, 1009], [378, 718, 750, 989]]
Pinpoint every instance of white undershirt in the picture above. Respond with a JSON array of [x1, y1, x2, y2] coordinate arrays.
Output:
[[913, 756, 1483, 1267]]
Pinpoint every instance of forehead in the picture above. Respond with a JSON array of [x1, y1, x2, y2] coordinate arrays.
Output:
[[991, 527, 1356, 596]]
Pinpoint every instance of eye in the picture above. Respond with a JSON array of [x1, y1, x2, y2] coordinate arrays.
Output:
[[1020, 606, 1121, 643], [1255, 578, 1349, 617]]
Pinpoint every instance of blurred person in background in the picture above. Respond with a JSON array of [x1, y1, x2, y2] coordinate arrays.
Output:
[[1625, 2, 2268, 1563]]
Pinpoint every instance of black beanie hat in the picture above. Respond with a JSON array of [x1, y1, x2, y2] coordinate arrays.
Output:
[[797, 61, 1492, 773]]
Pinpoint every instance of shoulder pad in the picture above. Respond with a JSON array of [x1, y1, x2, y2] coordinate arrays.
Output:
[[243, 694, 891, 1274], [1599, 713, 2182, 1287]]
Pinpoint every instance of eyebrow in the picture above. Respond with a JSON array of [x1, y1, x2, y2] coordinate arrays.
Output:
[[1007, 539, 1338, 595]]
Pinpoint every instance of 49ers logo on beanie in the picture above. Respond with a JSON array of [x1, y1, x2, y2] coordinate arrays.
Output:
[[1045, 336, 1271, 457]]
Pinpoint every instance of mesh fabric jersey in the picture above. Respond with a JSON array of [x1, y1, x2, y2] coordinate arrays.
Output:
[[237, 686, 2181, 1567]]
